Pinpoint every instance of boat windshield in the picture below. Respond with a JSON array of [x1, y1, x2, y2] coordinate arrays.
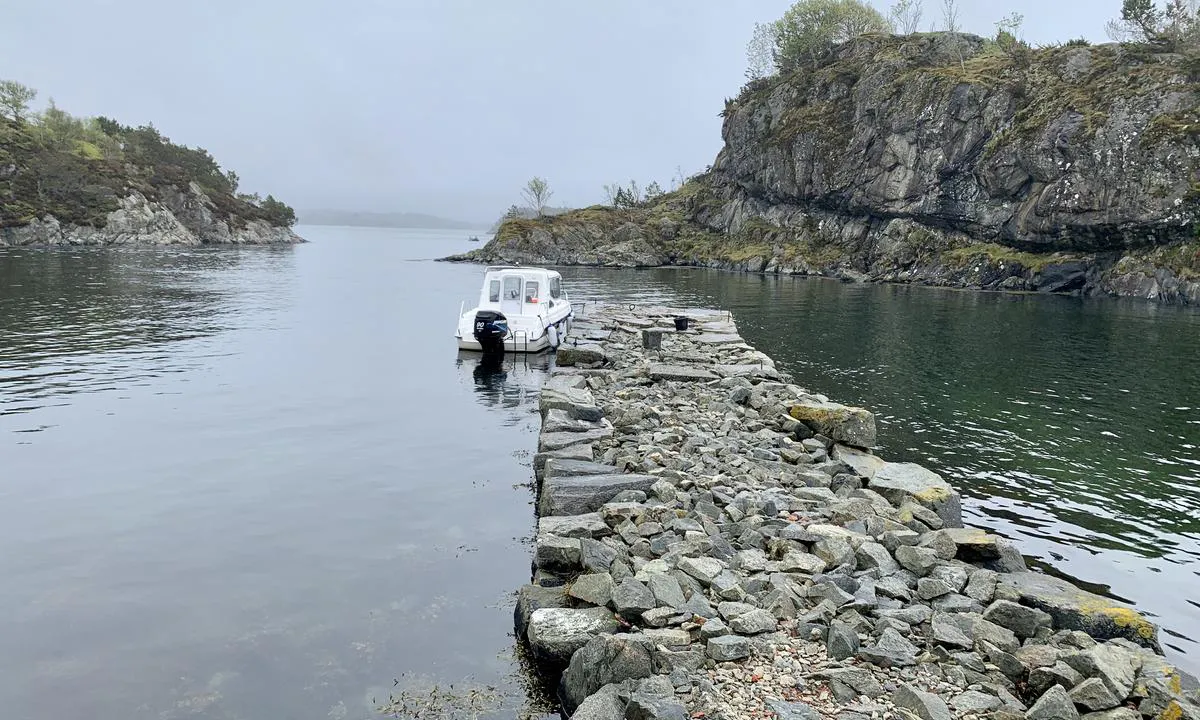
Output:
[[502, 276, 521, 300], [549, 276, 562, 299], [525, 281, 540, 302], [488, 279, 500, 302]]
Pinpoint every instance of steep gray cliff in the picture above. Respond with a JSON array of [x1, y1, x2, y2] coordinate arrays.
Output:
[[462, 33, 1200, 304]]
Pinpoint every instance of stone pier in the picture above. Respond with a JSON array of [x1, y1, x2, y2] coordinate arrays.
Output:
[[514, 303, 1199, 720]]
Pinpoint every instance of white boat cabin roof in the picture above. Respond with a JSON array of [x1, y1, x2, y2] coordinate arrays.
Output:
[[475, 266, 567, 313]]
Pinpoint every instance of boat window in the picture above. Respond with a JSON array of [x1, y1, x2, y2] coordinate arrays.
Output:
[[488, 280, 500, 302], [549, 276, 562, 299], [502, 275, 522, 300], [525, 281, 540, 302]]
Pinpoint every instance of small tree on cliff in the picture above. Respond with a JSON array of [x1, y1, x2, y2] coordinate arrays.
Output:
[[1105, 0, 1200, 46], [941, 0, 961, 32], [890, 0, 924, 35], [521, 177, 553, 217], [771, 0, 893, 73], [745, 22, 779, 79], [0, 80, 37, 123]]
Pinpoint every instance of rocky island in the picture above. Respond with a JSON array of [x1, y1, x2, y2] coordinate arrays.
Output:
[[455, 33, 1200, 304], [520, 304, 1200, 720], [0, 80, 302, 246]]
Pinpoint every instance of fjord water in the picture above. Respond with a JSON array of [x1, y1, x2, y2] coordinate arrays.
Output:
[[0, 227, 557, 720], [0, 230, 1197, 720]]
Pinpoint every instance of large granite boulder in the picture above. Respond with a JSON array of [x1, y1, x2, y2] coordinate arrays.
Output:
[[788, 400, 876, 448], [559, 633, 654, 714], [539, 474, 658, 516], [526, 607, 621, 666], [869, 462, 963, 528], [995, 573, 1160, 651]]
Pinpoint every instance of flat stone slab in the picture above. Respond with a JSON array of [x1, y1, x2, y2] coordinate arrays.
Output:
[[538, 423, 613, 452], [539, 513, 612, 539], [869, 462, 963, 529], [940, 527, 1004, 561], [540, 473, 658, 517], [556, 344, 607, 366], [789, 400, 877, 449], [694, 333, 744, 345], [543, 458, 621, 480], [539, 383, 596, 414], [543, 408, 608, 434], [649, 364, 717, 382], [996, 572, 1160, 650], [832, 444, 886, 479], [534, 445, 596, 481], [715, 363, 781, 380]]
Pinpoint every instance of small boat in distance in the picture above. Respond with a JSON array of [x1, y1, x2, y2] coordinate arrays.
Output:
[[468, 235, 480, 242], [455, 266, 574, 354]]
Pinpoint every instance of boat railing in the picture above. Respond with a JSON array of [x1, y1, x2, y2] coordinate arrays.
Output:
[[510, 329, 530, 353]]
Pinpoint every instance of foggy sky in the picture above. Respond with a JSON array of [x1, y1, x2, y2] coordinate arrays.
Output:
[[4, 1, 1121, 223]]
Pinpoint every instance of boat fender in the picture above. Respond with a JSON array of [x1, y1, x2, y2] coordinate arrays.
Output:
[[548, 322, 559, 348]]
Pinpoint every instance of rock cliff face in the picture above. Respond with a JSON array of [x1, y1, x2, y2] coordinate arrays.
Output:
[[461, 33, 1200, 304], [0, 183, 303, 246]]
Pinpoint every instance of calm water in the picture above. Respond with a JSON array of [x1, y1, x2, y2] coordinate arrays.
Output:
[[0, 227, 557, 720], [1, 231, 1198, 720]]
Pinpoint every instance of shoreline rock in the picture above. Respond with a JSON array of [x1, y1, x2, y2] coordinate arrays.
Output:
[[0, 189, 304, 246], [514, 302, 1199, 720]]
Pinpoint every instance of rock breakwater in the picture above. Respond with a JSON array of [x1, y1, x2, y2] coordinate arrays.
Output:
[[515, 303, 1200, 720]]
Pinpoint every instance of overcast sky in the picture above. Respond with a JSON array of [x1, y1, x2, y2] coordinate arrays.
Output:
[[3, 0, 1121, 223]]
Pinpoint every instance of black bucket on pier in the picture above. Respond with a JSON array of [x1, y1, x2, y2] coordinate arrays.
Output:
[[674, 316, 689, 331], [473, 310, 509, 357]]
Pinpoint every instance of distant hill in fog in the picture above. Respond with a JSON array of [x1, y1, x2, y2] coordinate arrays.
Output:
[[299, 210, 487, 230]]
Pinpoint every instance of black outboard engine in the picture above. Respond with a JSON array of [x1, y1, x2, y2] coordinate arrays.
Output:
[[473, 310, 509, 357]]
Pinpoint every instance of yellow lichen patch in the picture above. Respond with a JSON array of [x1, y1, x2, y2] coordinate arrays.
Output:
[[1170, 672, 1183, 695], [1077, 600, 1159, 641], [954, 528, 991, 544], [789, 405, 851, 424], [1160, 701, 1184, 720], [914, 486, 952, 503]]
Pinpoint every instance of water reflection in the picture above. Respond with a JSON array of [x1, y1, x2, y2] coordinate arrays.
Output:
[[458, 351, 552, 426], [0, 231, 555, 720], [0, 246, 296, 421]]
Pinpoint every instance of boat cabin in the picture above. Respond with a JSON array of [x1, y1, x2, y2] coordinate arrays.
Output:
[[476, 266, 568, 319]]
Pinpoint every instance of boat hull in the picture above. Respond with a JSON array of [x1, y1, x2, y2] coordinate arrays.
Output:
[[456, 334, 554, 354]]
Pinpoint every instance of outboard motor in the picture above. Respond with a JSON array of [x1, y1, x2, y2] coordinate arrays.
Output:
[[473, 309, 508, 357]]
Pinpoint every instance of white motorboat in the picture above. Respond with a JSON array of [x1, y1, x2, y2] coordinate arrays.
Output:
[[455, 265, 574, 353]]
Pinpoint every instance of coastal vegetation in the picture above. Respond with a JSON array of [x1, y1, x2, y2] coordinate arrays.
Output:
[[0, 78, 296, 233]]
